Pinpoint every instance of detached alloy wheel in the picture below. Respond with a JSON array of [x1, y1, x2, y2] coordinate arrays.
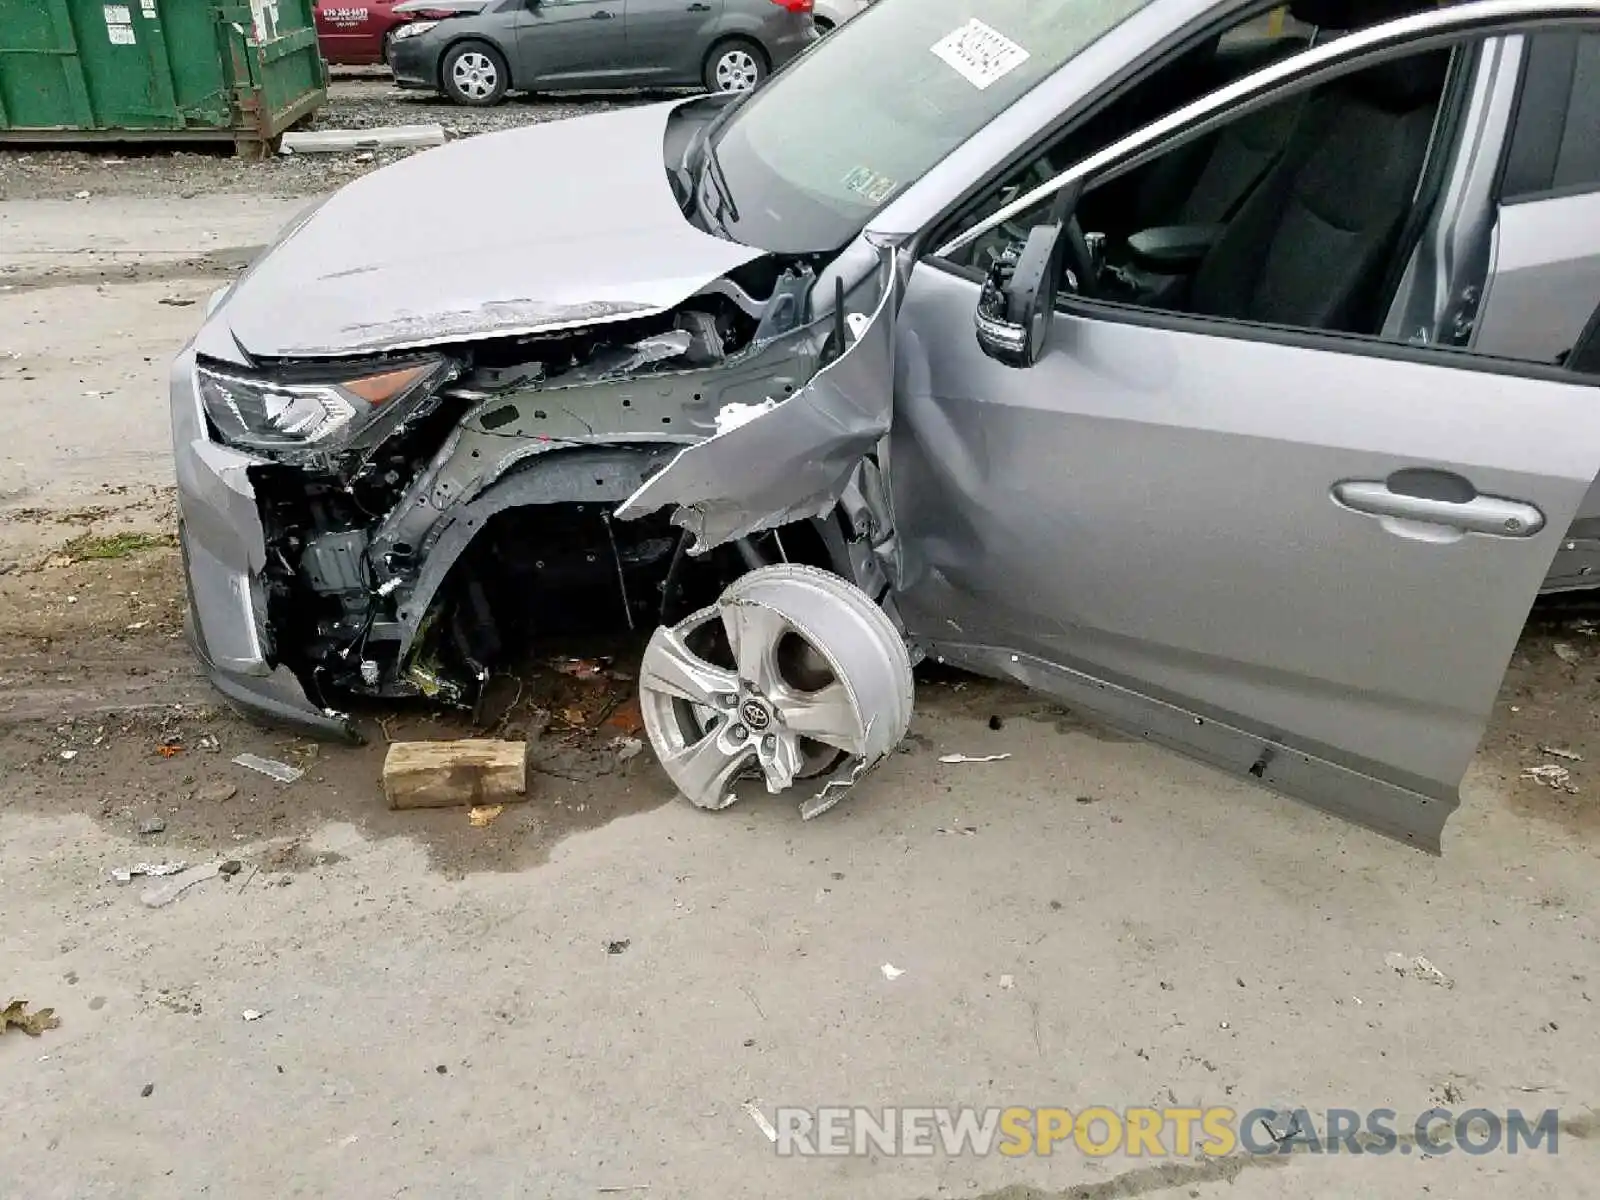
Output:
[[639, 565, 914, 818], [442, 41, 509, 106], [704, 38, 767, 93]]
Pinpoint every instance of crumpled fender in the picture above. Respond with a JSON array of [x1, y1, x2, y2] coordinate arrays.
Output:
[[615, 247, 900, 550]]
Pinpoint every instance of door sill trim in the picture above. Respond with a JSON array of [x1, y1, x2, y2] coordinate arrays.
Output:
[[925, 640, 1456, 852]]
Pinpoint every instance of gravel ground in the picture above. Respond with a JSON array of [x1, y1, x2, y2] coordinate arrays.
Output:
[[0, 71, 676, 203]]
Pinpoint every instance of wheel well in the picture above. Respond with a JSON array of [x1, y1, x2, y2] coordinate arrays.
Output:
[[704, 34, 770, 74], [437, 36, 512, 91], [813, 15, 833, 30]]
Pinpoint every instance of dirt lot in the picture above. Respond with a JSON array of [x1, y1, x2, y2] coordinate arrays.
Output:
[[3, 75, 1600, 1200], [0, 72, 662, 203]]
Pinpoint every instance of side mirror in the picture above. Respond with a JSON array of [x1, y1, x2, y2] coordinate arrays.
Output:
[[974, 220, 1062, 367]]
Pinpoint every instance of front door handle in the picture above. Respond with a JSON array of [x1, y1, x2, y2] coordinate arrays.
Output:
[[1333, 472, 1545, 538], [591, 7, 615, 16], [687, 2, 711, 9]]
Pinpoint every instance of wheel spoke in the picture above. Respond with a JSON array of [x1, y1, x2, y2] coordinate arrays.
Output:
[[757, 730, 805, 794], [721, 599, 786, 694], [641, 626, 736, 707], [777, 681, 866, 754], [661, 727, 751, 810]]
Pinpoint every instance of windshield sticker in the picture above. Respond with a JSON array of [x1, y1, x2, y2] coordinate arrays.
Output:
[[842, 166, 898, 204], [930, 19, 1029, 90]]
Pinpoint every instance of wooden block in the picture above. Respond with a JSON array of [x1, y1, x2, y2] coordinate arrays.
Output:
[[382, 739, 527, 810]]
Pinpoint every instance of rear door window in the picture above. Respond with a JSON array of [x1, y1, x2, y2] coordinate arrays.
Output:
[[1501, 32, 1600, 200]]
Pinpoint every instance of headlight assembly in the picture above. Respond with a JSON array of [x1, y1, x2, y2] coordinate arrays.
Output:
[[392, 20, 439, 40], [197, 357, 454, 461]]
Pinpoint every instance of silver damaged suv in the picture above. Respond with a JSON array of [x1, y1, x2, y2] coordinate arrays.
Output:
[[173, 0, 1600, 851]]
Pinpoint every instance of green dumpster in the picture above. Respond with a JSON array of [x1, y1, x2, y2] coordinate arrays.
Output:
[[0, 0, 327, 155]]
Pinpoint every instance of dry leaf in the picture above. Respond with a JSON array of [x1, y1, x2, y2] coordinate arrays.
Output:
[[603, 697, 644, 736], [2, 999, 60, 1037], [561, 707, 587, 727], [469, 804, 505, 828]]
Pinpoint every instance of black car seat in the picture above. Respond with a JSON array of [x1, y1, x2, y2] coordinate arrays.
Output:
[[1118, 4, 1335, 236], [1185, 3, 1449, 332], [1124, 93, 1308, 232]]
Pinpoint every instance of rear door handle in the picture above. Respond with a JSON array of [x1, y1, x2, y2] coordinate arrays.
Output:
[[592, 8, 615, 16], [687, 2, 711, 9], [1333, 472, 1544, 537]]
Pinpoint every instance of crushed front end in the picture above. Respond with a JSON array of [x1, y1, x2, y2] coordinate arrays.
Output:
[[172, 257, 872, 734]]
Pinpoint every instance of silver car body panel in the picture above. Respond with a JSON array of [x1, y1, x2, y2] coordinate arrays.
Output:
[[890, 262, 1600, 851], [216, 101, 764, 359], [1475, 190, 1600, 363]]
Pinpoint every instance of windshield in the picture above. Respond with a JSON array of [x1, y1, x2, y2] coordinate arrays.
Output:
[[702, 0, 1152, 253]]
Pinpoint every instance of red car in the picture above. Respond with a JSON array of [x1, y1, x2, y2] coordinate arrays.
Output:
[[313, 1, 446, 66]]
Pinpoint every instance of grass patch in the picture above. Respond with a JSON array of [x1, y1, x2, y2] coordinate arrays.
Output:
[[62, 531, 176, 561]]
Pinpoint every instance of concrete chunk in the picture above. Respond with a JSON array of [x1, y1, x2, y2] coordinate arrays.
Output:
[[382, 739, 527, 810]]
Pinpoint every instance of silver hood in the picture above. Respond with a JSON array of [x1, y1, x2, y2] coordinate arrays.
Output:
[[392, 0, 486, 10], [217, 101, 764, 359]]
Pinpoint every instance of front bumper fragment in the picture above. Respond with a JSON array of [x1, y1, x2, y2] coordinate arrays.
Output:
[[172, 347, 360, 742]]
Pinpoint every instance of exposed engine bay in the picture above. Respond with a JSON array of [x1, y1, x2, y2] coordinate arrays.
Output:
[[209, 256, 877, 721]]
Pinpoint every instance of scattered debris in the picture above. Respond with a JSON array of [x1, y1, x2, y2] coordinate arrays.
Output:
[[73, 190, 91, 200], [136, 816, 166, 836], [881, 963, 905, 981], [742, 1101, 779, 1143], [383, 739, 527, 810], [59, 750, 78, 761], [469, 804, 505, 827], [233, 753, 304, 784], [156, 742, 183, 758], [111, 861, 187, 883], [242, 1009, 265, 1022], [938, 753, 1011, 764], [1385, 951, 1454, 989], [551, 657, 605, 680], [140, 861, 222, 908], [158, 296, 197, 307], [1553, 642, 1581, 664], [999, 974, 1016, 989], [141, 1083, 154, 1098], [280, 124, 447, 154], [1539, 745, 1583, 762], [596, 1185, 652, 1193], [1523, 764, 1576, 790], [219, 860, 243, 877], [936, 825, 978, 836], [198, 781, 238, 803], [1, 1000, 59, 1037], [612, 736, 645, 764], [605, 939, 631, 955]]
